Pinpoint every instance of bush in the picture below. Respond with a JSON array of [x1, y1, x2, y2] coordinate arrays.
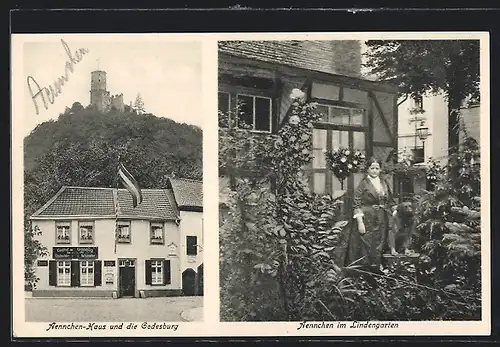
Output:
[[219, 92, 481, 321]]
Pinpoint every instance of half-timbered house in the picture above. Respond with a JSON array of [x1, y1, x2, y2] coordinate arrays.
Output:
[[218, 40, 400, 212]]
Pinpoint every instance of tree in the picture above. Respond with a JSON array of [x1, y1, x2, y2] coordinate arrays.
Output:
[[70, 101, 84, 113], [133, 93, 146, 115], [363, 40, 480, 156], [24, 104, 202, 285]]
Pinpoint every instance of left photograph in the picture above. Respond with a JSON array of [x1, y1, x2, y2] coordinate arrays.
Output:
[[20, 36, 203, 322]]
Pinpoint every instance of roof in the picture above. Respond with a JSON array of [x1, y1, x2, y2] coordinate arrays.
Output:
[[218, 40, 362, 78], [168, 178, 203, 211], [117, 189, 177, 220], [31, 186, 179, 220]]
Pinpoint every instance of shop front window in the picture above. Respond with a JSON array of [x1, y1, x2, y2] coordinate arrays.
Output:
[[57, 261, 71, 286], [151, 260, 163, 285], [80, 260, 94, 286]]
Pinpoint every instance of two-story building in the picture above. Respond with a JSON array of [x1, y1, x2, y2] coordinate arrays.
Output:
[[218, 40, 400, 213], [396, 94, 480, 197], [29, 177, 203, 298]]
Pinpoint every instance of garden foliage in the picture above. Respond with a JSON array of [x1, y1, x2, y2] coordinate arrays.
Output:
[[219, 92, 481, 321]]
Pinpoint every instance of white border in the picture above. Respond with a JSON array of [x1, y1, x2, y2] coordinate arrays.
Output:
[[12, 32, 490, 337]]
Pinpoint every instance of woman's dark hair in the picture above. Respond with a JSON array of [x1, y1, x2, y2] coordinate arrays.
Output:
[[365, 157, 383, 170]]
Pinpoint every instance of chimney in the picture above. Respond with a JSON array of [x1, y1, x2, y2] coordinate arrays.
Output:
[[330, 40, 362, 78]]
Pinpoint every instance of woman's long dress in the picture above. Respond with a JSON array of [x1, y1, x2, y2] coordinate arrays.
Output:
[[346, 176, 396, 268]]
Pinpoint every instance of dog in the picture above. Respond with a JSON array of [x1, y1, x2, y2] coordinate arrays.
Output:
[[388, 201, 417, 256]]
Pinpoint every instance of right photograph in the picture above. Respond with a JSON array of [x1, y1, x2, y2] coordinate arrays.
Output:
[[218, 39, 481, 322]]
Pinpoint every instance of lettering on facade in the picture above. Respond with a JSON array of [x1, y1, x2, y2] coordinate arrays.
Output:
[[53, 247, 98, 259]]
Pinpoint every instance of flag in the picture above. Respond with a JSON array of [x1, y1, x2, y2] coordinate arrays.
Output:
[[118, 162, 143, 208]]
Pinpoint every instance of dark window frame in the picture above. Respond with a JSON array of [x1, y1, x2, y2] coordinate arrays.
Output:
[[218, 84, 276, 134], [186, 236, 198, 256], [307, 100, 368, 199]]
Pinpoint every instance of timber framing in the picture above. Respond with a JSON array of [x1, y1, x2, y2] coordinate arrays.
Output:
[[219, 53, 399, 95]]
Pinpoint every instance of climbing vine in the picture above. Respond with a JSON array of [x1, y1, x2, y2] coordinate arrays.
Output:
[[219, 89, 481, 321]]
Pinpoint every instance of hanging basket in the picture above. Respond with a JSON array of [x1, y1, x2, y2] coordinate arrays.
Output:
[[324, 148, 366, 188]]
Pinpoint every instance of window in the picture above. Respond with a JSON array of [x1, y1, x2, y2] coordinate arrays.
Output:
[[146, 259, 171, 285], [119, 259, 135, 267], [308, 105, 367, 198], [412, 148, 425, 164], [187, 236, 198, 256], [80, 261, 94, 286], [412, 95, 424, 110], [79, 221, 94, 244], [236, 94, 272, 132], [117, 221, 131, 243], [151, 260, 163, 285], [56, 221, 71, 244], [315, 104, 365, 126], [57, 261, 71, 286], [150, 222, 164, 244]]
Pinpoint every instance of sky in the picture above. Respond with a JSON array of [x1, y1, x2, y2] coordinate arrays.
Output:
[[21, 35, 203, 137]]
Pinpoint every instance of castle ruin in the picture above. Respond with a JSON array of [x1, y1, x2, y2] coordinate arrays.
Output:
[[89, 70, 125, 113]]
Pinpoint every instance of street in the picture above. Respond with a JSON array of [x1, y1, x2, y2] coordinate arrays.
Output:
[[25, 296, 203, 322]]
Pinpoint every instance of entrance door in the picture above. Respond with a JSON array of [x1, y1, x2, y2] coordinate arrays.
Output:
[[118, 259, 136, 297], [196, 264, 204, 296], [182, 268, 196, 296]]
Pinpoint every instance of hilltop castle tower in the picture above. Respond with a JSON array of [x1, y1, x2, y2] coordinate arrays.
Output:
[[90, 70, 108, 112], [89, 69, 125, 113]]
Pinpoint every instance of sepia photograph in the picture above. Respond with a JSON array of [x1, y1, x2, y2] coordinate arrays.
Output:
[[11, 30, 489, 338], [218, 37, 486, 324], [17, 35, 204, 324]]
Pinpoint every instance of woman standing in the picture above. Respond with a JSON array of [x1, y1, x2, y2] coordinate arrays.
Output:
[[347, 158, 397, 271]]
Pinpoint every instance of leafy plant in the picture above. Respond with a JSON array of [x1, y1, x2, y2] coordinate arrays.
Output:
[[364, 40, 480, 156], [410, 136, 481, 319], [325, 148, 366, 188], [219, 88, 481, 321]]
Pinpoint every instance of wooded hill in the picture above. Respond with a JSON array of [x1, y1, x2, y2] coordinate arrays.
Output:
[[24, 103, 202, 217]]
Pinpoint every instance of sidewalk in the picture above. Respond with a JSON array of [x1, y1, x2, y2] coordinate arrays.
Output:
[[180, 307, 203, 322]]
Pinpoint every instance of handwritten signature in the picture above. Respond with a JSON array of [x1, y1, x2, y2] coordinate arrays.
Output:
[[27, 39, 89, 115]]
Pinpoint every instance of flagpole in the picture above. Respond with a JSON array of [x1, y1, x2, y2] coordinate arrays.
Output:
[[114, 155, 120, 255]]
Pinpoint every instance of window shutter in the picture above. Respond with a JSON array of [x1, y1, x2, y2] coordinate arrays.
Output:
[[145, 260, 152, 285], [71, 261, 80, 287], [94, 260, 102, 286], [49, 261, 57, 286], [163, 260, 171, 285]]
